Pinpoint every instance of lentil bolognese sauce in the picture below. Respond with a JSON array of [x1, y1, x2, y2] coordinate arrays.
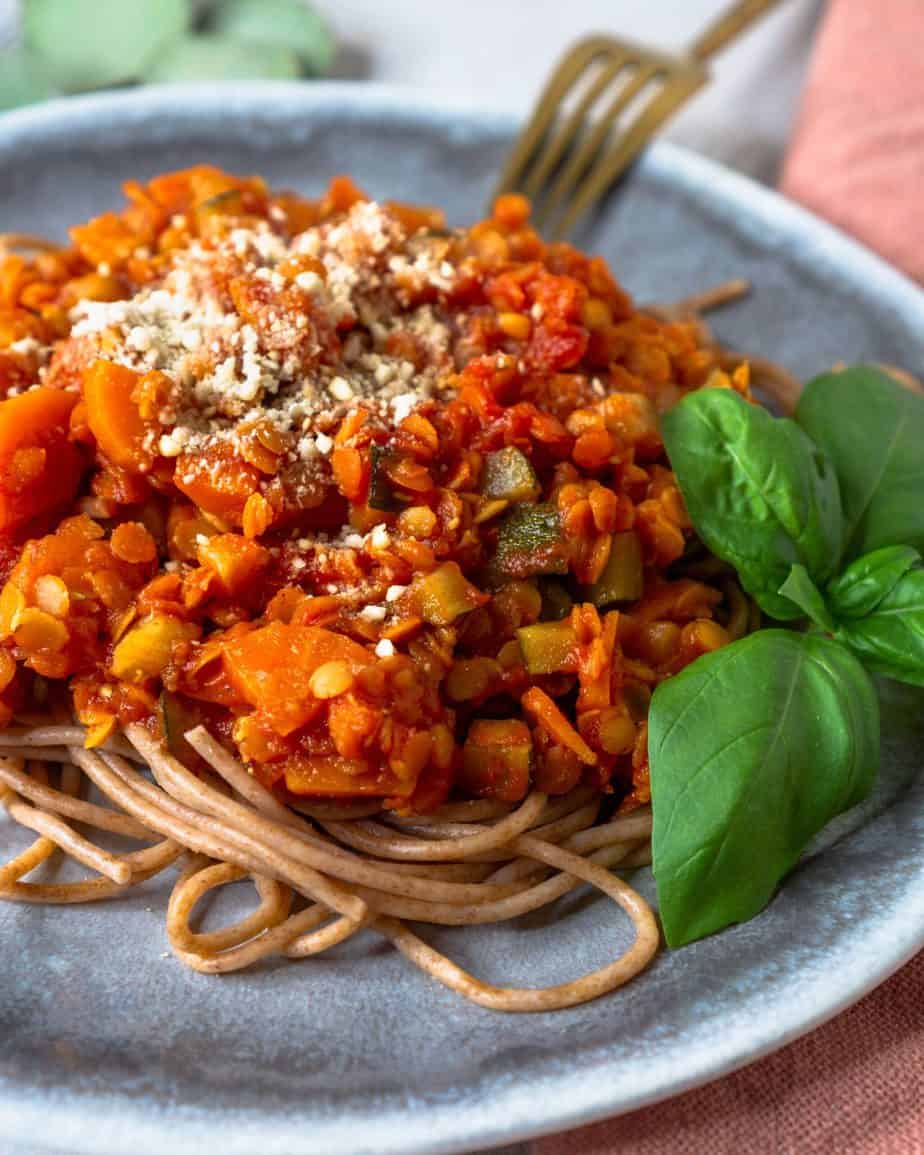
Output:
[[0, 166, 763, 1010]]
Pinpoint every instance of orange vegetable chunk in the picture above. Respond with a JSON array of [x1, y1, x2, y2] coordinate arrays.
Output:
[[460, 718, 534, 802], [175, 444, 262, 524], [197, 533, 270, 595], [222, 621, 373, 735], [0, 387, 82, 532], [82, 360, 153, 472], [282, 754, 412, 798]]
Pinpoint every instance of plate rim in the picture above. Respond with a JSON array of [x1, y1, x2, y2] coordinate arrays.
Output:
[[0, 81, 922, 1155]]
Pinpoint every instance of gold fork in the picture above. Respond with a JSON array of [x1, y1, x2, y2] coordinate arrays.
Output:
[[494, 0, 783, 238]]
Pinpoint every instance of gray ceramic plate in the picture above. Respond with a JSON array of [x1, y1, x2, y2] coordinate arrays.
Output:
[[0, 85, 922, 1155]]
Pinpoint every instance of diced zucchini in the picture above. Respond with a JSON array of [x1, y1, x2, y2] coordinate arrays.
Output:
[[493, 503, 568, 578], [159, 691, 203, 762], [160, 691, 181, 749], [110, 614, 198, 682], [199, 188, 244, 213], [460, 718, 533, 802], [369, 444, 399, 511], [481, 446, 540, 502], [537, 577, 573, 621], [582, 531, 643, 606], [516, 619, 578, 675], [413, 562, 486, 625]]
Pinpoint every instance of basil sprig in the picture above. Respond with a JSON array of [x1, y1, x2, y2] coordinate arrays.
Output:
[[826, 544, 919, 619], [650, 631, 878, 947], [797, 367, 924, 560], [650, 367, 924, 948], [828, 548, 924, 685], [661, 389, 843, 619]]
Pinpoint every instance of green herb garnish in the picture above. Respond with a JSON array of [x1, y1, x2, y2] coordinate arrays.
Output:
[[660, 387, 843, 619], [650, 630, 878, 947], [797, 366, 924, 559], [650, 367, 924, 946], [828, 547, 924, 685]]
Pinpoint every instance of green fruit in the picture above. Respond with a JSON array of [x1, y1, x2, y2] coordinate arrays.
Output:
[[23, 0, 189, 90], [0, 50, 55, 111], [211, 0, 334, 75], [144, 34, 302, 82]]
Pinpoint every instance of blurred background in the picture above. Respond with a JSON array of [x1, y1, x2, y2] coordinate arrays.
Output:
[[0, 0, 920, 282], [0, 0, 819, 182]]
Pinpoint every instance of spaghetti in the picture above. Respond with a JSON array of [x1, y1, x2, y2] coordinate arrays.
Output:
[[0, 167, 779, 1009], [1, 721, 661, 1010]]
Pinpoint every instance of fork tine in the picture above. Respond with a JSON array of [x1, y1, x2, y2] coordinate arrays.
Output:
[[492, 36, 618, 202], [551, 70, 706, 239], [519, 51, 630, 201], [531, 63, 660, 233]]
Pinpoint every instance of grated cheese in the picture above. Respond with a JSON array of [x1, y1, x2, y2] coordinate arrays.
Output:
[[369, 525, 390, 550], [359, 604, 387, 622], [65, 198, 460, 497]]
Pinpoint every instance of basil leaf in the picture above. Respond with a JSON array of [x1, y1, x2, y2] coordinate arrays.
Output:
[[797, 366, 924, 560], [826, 545, 920, 620], [778, 565, 834, 632], [661, 389, 844, 620], [832, 559, 924, 686], [24, 0, 188, 90], [649, 630, 879, 947]]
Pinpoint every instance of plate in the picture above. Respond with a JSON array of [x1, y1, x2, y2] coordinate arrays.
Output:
[[1, 84, 923, 1155]]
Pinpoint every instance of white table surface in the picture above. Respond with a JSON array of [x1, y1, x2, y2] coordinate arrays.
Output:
[[1, 0, 823, 183]]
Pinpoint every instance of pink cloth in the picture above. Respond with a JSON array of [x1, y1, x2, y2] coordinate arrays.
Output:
[[534, 951, 923, 1155], [529, 5, 924, 1152], [781, 0, 924, 284]]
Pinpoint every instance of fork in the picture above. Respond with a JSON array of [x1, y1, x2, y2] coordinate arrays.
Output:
[[494, 0, 783, 239]]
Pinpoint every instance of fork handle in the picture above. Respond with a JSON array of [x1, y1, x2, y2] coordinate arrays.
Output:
[[688, 0, 784, 62]]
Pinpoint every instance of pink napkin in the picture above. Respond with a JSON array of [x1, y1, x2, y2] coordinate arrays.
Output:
[[528, 4, 924, 1152], [533, 952, 923, 1155], [781, 0, 924, 284]]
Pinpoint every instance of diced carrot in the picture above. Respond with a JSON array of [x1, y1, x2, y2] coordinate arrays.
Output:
[[222, 621, 372, 735], [197, 534, 270, 596], [70, 214, 142, 268], [174, 444, 262, 525], [173, 441, 263, 528], [0, 387, 82, 532], [327, 692, 381, 759], [322, 176, 369, 215], [331, 446, 367, 503], [82, 360, 154, 472], [521, 686, 598, 765]]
